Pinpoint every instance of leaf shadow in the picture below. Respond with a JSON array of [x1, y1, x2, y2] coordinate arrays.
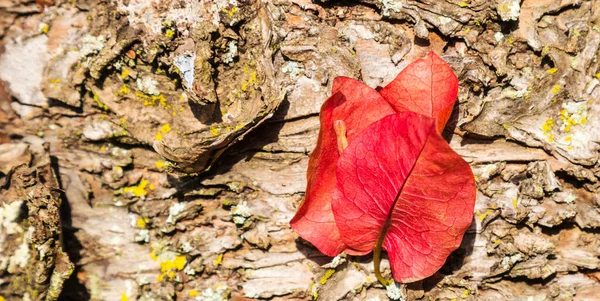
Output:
[[421, 215, 477, 291], [442, 100, 460, 144], [295, 240, 337, 266]]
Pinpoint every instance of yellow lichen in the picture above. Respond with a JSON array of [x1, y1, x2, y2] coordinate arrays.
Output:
[[93, 93, 109, 111], [156, 161, 167, 169], [123, 179, 149, 197], [241, 70, 257, 91], [319, 269, 335, 285], [160, 255, 187, 273], [541, 118, 556, 142], [559, 102, 588, 133], [41, 24, 49, 34], [596, 73, 600, 79], [189, 290, 199, 297], [459, 1, 469, 7], [118, 84, 131, 95], [221, 7, 237, 18], [512, 198, 518, 209], [541, 118, 554, 132], [136, 217, 148, 229], [462, 289, 470, 298], [547, 67, 558, 74], [155, 132, 163, 141], [551, 84, 561, 94], [209, 126, 219, 136], [121, 293, 128, 301], [478, 209, 493, 221], [160, 123, 172, 134], [149, 251, 159, 261], [136, 91, 167, 107], [165, 29, 175, 38], [213, 254, 223, 266], [120, 68, 130, 79]]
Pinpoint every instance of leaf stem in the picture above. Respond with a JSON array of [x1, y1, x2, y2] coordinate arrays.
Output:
[[374, 221, 390, 286]]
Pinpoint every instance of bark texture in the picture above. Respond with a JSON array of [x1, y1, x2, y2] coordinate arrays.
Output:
[[1, 0, 600, 300]]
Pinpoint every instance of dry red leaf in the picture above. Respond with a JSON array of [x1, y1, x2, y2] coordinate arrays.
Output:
[[290, 51, 474, 283], [289, 77, 395, 256], [380, 52, 459, 133], [332, 112, 476, 282]]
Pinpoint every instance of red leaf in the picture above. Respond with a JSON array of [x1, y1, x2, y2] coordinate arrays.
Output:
[[332, 112, 476, 282], [379, 52, 458, 133], [290, 77, 396, 256]]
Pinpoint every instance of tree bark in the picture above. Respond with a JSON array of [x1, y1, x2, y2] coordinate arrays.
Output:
[[1, 0, 600, 300]]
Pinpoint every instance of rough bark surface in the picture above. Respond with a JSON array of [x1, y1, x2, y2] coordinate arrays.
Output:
[[1, 0, 600, 300]]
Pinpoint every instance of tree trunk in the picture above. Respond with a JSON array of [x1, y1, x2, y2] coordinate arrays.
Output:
[[1, 0, 600, 300]]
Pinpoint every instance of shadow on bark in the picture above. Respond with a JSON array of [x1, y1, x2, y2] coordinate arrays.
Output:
[[51, 157, 91, 301], [166, 94, 291, 193]]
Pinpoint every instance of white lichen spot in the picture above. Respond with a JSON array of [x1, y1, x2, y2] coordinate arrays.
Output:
[[438, 16, 452, 25], [38, 22, 49, 34], [222, 41, 238, 64], [184, 265, 196, 275], [281, 61, 303, 78], [323, 254, 347, 268], [478, 164, 497, 180], [182, 242, 193, 253], [0, 200, 24, 234], [79, 35, 106, 58], [494, 32, 505, 42], [564, 193, 577, 204], [570, 55, 580, 69], [559, 101, 588, 132], [166, 202, 186, 224], [7, 238, 29, 273], [232, 216, 246, 225], [174, 53, 196, 87], [380, 0, 402, 17], [386, 282, 405, 301], [231, 201, 251, 225], [500, 253, 522, 269], [330, 255, 346, 268], [134, 229, 150, 243], [136, 77, 160, 96], [196, 284, 228, 301], [497, 0, 520, 21]]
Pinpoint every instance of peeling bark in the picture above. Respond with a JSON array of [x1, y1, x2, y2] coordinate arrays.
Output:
[[1, 0, 600, 300]]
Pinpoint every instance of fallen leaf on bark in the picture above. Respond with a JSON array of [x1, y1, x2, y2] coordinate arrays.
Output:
[[290, 51, 475, 283], [333, 112, 476, 282]]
